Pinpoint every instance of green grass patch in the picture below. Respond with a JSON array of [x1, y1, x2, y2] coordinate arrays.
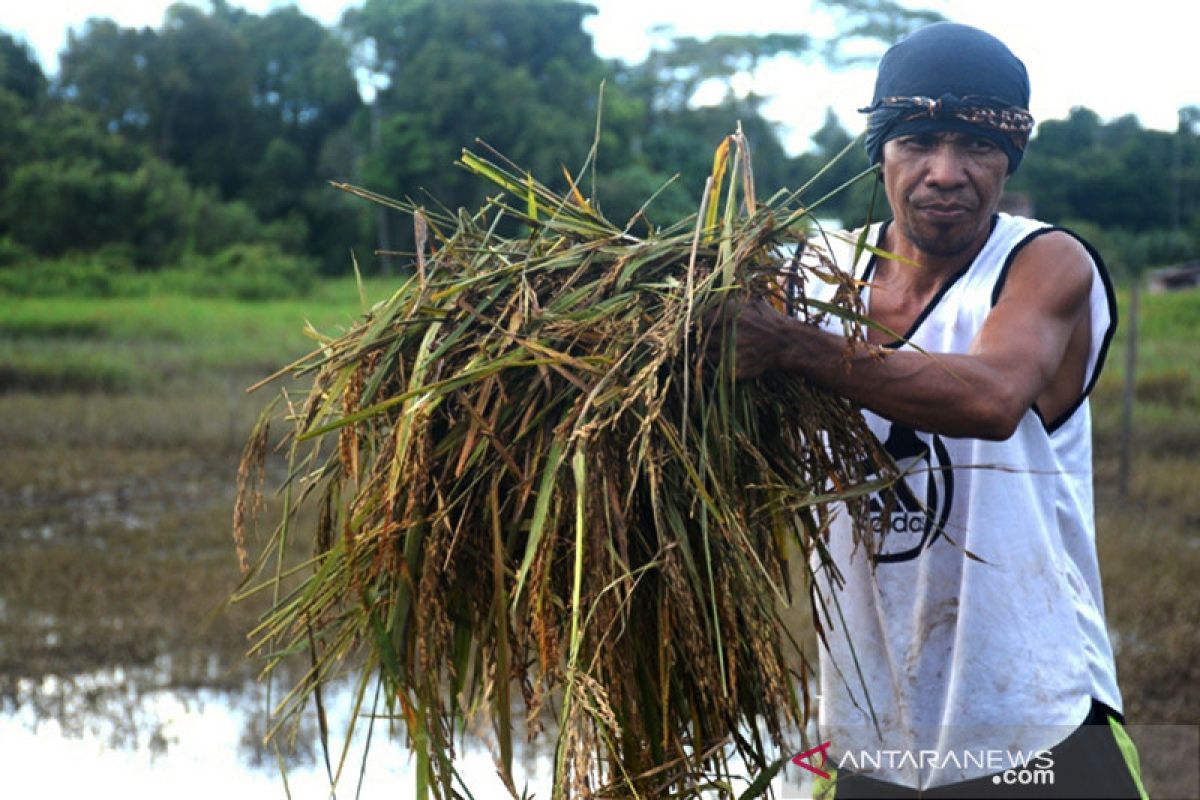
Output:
[[0, 277, 396, 391], [1104, 287, 1200, 379], [1092, 287, 1200, 455], [0, 345, 141, 392]]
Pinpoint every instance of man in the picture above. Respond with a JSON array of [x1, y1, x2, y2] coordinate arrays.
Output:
[[721, 23, 1146, 798]]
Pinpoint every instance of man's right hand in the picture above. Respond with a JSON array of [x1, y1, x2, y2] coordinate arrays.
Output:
[[702, 297, 806, 380]]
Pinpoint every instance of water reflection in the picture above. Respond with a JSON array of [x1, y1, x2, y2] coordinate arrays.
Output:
[[6, 665, 182, 756], [0, 673, 412, 798], [0, 395, 552, 797], [1, 659, 319, 767], [1, 665, 553, 798]]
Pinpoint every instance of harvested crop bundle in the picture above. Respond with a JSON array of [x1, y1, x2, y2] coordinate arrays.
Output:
[[234, 130, 894, 798]]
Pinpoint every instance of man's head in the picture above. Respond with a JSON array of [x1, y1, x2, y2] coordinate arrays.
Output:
[[862, 24, 1032, 260], [861, 23, 1033, 175]]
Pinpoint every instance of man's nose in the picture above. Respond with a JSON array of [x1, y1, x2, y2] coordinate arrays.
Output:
[[924, 144, 968, 187]]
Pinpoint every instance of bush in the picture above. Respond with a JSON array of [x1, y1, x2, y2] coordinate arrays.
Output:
[[0, 152, 307, 271], [0, 235, 33, 267], [188, 195, 263, 257], [0, 243, 316, 300], [165, 243, 317, 300], [1063, 220, 1199, 280], [0, 247, 144, 297]]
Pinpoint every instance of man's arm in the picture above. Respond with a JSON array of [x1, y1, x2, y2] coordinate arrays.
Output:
[[718, 233, 1095, 440]]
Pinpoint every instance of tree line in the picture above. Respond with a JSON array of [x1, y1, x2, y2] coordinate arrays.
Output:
[[0, 0, 1195, 297]]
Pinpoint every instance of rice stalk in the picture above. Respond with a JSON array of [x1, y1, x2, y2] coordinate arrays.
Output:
[[236, 128, 894, 798]]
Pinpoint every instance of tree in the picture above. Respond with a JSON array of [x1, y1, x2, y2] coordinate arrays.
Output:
[[788, 108, 875, 226], [57, 9, 256, 195], [631, 33, 812, 114], [608, 0, 944, 231], [147, 4, 258, 195], [815, 0, 945, 66], [0, 31, 46, 105], [7, 0, 978, 280], [58, 4, 360, 201], [1013, 106, 1200, 236], [58, 20, 155, 134], [345, 0, 614, 245], [55, 4, 366, 271], [235, 7, 361, 161]]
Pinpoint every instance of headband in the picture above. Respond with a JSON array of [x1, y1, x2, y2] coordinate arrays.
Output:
[[862, 24, 1033, 173]]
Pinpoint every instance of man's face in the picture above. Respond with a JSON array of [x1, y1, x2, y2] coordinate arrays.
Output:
[[881, 131, 1010, 260]]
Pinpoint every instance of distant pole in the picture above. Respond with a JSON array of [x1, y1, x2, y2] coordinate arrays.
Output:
[[1118, 275, 1140, 496], [1171, 119, 1182, 231]]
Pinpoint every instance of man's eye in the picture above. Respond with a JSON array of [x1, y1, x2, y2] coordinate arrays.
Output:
[[969, 138, 998, 152]]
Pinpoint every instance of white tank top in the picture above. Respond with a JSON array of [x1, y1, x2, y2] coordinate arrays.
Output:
[[807, 213, 1120, 788]]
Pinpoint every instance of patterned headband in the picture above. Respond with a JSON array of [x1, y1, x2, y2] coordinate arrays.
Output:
[[859, 94, 1035, 150]]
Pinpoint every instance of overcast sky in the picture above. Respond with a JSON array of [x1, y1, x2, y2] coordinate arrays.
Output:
[[4, 0, 1196, 153]]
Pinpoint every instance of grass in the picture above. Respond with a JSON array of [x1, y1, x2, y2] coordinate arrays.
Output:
[[0, 278, 395, 391], [1093, 289, 1200, 677], [1093, 288, 1200, 459]]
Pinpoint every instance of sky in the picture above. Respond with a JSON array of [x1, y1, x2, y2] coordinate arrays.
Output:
[[3, 0, 1196, 154]]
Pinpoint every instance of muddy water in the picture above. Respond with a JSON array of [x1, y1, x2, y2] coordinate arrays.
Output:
[[0, 389, 551, 798]]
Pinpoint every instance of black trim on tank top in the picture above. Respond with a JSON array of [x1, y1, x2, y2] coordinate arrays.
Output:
[[861, 216, 1000, 350], [855, 220, 890, 283], [988, 226, 1119, 434]]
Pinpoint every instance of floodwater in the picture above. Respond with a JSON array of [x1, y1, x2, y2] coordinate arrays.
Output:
[[0, 665, 549, 798], [0, 389, 552, 799]]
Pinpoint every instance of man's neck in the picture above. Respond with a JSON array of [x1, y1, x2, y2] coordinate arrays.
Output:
[[878, 218, 994, 295], [861, 219, 996, 345]]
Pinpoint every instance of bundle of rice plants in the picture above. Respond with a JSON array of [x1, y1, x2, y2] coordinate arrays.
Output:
[[233, 128, 894, 798]]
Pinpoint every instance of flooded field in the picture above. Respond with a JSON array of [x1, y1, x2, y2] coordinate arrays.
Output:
[[1, 383, 302, 793], [0, 382, 558, 797], [1, 287, 1197, 798]]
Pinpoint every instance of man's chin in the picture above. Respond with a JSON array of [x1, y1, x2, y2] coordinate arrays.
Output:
[[903, 220, 988, 260]]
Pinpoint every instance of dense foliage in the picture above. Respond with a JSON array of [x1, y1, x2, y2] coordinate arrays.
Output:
[[0, 0, 1196, 297]]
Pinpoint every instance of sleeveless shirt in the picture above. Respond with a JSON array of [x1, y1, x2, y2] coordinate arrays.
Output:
[[807, 213, 1120, 788]]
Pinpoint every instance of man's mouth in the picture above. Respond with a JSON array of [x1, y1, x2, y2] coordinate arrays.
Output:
[[914, 203, 973, 222]]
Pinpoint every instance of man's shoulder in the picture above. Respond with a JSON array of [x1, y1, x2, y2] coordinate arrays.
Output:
[[993, 213, 1098, 258], [983, 215, 1100, 300], [990, 212, 1050, 245], [998, 216, 1099, 284]]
